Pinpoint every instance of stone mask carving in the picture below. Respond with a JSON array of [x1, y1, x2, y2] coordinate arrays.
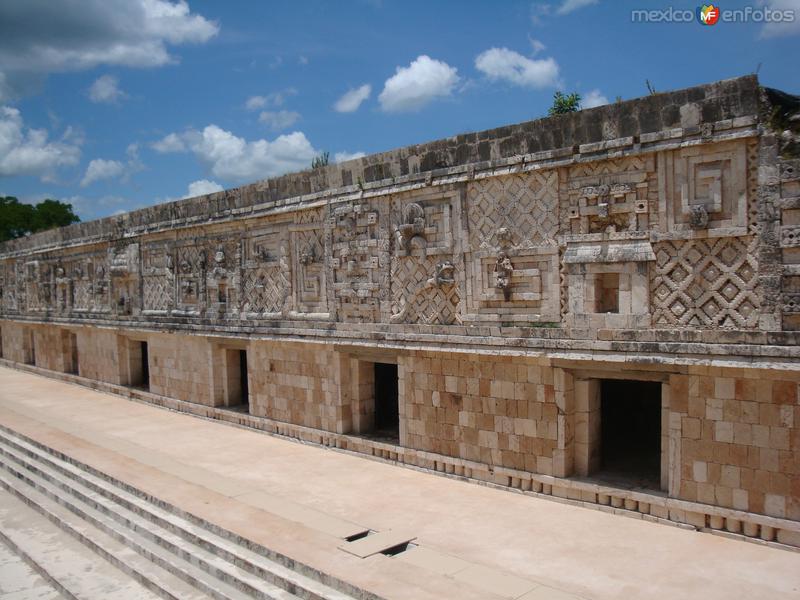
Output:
[[214, 246, 225, 265], [299, 245, 316, 266], [496, 227, 512, 247], [689, 205, 709, 229], [396, 202, 427, 254], [427, 261, 455, 288], [494, 251, 514, 301]]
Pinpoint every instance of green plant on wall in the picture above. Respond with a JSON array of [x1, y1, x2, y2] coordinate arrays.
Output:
[[548, 91, 581, 116]]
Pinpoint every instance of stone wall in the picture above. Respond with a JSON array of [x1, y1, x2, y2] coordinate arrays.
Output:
[[2, 76, 797, 348], [1, 75, 799, 535], [146, 332, 214, 405], [400, 352, 559, 474], [674, 368, 800, 521], [249, 341, 346, 432]]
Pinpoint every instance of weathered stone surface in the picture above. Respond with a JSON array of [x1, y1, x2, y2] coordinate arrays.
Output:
[[1, 75, 798, 528]]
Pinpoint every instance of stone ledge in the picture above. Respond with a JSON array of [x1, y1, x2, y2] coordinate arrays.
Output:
[[3, 316, 800, 366]]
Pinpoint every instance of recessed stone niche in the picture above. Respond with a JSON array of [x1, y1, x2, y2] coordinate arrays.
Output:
[[564, 237, 655, 329]]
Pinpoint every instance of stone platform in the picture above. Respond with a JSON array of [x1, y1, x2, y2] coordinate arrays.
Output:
[[0, 366, 798, 600]]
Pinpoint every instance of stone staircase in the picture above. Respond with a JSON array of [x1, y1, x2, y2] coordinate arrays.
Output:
[[0, 424, 377, 600]]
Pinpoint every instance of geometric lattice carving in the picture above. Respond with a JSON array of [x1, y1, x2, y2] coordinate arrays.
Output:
[[390, 255, 460, 325], [467, 171, 559, 249], [141, 243, 172, 313], [0, 262, 17, 311], [73, 276, 90, 310], [143, 277, 171, 312], [242, 266, 288, 315], [651, 236, 759, 328], [242, 223, 290, 317]]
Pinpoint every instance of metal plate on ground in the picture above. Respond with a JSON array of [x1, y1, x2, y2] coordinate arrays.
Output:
[[338, 529, 416, 558]]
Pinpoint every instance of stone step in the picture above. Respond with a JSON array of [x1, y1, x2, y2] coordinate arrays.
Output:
[[0, 423, 367, 600], [0, 480, 192, 600], [0, 441, 301, 600], [0, 530, 65, 600]]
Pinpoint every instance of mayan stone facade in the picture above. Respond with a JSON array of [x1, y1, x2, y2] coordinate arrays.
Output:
[[2, 75, 800, 546]]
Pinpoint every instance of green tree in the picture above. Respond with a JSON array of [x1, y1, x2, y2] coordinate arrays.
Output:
[[0, 196, 80, 242], [311, 151, 330, 169], [548, 91, 581, 116], [31, 199, 80, 232]]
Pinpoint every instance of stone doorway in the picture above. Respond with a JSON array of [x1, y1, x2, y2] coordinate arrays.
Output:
[[373, 362, 399, 440], [223, 348, 249, 412], [597, 379, 662, 490], [62, 330, 78, 375], [123, 338, 150, 390], [23, 328, 35, 365], [349, 355, 400, 443], [139, 341, 150, 390]]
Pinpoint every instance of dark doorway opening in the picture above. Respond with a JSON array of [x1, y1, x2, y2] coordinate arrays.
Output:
[[24, 329, 35, 365], [238, 349, 249, 411], [139, 341, 150, 390], [0, 327, 3, 358], [222, 348, 249, 412], [65, 331, 78, 374], [597, 379, 661, 490], [373, 362, 399, 441]]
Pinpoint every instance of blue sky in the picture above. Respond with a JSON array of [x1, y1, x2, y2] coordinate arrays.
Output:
[[1, 0, 799, 221]]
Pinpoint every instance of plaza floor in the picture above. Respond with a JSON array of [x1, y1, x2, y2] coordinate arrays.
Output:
[[0, 365, 798, 600]]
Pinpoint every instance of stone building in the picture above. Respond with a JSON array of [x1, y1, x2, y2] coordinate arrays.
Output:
[[1, 75, 799, 547]]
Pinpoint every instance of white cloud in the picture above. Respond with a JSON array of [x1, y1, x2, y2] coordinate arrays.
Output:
[[379, 55, 459, 112], [557, 0, 598, 14], [123, 143, 145, 180], [258, 110, 301, 130], [245, 96, 267, 110], [80, 158, 125, 186], [151, 132, 186, 153], [334, 84, 372, 113], [529, 38, 546, 55], [0, 0, 218, 96], [80, 143, 144, 187], [759, 0, 800, 37], [244, 88, 297, 111], [334, 151, 366, 163], [158, 125, 318, 183], [0, 105, 81, 179], [475, 47, 560, 89], [184, 178, 223, 198], [88, 74, 126, 104], [582, 89, 609, 108]]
